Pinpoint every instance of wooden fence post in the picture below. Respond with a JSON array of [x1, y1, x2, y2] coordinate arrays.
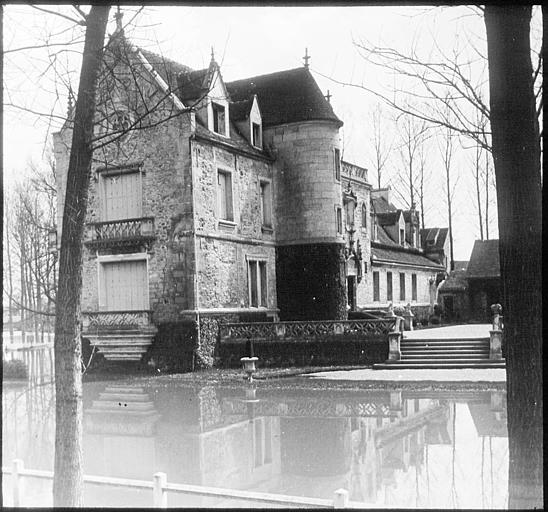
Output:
[[153, 472, 167, 507], [13, 459, 24, 507], [333, 488, 348, 508]]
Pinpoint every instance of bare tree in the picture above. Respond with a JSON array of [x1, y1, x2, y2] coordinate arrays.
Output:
[[389, 112, 429, 210], [350, 6, 542, 152], [484, 5, 542, 508], [438, 124, 458, 271], [52, 6, 110, 506], [368, 104, 393, 189]]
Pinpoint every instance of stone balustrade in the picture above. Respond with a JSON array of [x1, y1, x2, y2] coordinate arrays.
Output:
[[220, 318, 398, 344]]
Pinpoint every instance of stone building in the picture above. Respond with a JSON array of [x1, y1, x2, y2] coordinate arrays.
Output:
[[53, 21, 447, 366], [359, 188, 445, 322]]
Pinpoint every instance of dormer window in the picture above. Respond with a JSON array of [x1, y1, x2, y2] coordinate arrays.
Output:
[[252, 122, 262, 148], [400, 228, 405, 246], [212, 102, 226, 135]]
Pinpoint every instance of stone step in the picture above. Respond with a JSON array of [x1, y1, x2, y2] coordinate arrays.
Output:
[[400, 343, 489, 350], [373, 360, 506, 370], [402, 337, 490, 343], [402, 345, 490, 351], [401, 353, 491, 360]]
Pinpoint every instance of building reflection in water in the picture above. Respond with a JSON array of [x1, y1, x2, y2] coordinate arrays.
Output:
[[2, 377, 509, 508]]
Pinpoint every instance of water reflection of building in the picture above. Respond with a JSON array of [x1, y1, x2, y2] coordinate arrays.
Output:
[[78, 384, 508, 508], [84, 386, 161, 480]]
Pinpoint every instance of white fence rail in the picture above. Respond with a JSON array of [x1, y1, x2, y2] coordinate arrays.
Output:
[[2, 459, 359, 508]]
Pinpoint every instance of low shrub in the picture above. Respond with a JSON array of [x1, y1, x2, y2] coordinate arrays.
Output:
[[3, 359, 28, 379]]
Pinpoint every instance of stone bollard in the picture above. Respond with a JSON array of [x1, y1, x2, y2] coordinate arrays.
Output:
[[489, 304, 503, 360], [333, 488, 349, 508], [403, 303, 414, 331], [388, 332, 401, 361], [153, 472, 167, 507], [389, 391, 402, 411]]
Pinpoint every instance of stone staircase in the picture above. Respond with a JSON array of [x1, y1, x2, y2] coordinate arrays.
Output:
[[374, 336, 506, 370]]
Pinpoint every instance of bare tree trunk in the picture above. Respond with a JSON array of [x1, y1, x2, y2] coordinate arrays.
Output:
[[440, 127, 455, 271], [485, 150, 490, 239], [53, 5, 110, 507], [485, 6, 542, 508], [474, 143, 484, 240], [5, 204, 15, 343]]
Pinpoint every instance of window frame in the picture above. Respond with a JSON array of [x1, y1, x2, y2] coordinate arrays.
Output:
[[334, 148, 341, 181], [217, 169, 234, 223], [252, 122, 262, 148], [399, 272, 406, 301], [411, 273, 417, 301], [373, 271, 380, 302], [211, 101, 226, 136], [247, 258, 268, 308], [259, 179, 273, 228], [336, 206, 343, 234], [386, 271, 393, 302]]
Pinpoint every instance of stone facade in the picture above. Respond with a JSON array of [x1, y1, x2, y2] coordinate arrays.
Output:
[[53, 25, 447, 367]]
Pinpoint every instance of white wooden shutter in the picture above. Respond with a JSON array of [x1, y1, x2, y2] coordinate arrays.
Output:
[[103, 172, 142, 221], [102, 260, 148, 310]]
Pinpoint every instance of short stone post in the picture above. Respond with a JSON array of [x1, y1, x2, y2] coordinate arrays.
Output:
[[490, 390, 504, 411], [489, 304, 503, 360], [12, 459, 23, 507], [153, 471, 167, 508], [388, 332, 401, 361], [389, 391, 402, 411], [333, 488, 349, 508], [403, 303, 414, 331], [275, 323, 286, 337]]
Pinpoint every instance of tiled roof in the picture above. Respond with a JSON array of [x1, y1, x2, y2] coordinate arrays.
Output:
[[139, 48, 193, 93], [371, 245, 445, 269], [194, 122, 268, 160], [376, 211, 401, 226], [177, 68, 210, 102], [466, 239, 500, 278], [439, 270, 468, 292], [226, 67, 342, 128], [229, 98, 253, 122], [421, 227, 449, 251], [376, 226, 398, 246], [453, 260, 468, 271], [371, 196, 396, 214]]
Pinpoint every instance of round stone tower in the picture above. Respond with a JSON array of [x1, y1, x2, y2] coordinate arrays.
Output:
[[265, 113, 346, 320]]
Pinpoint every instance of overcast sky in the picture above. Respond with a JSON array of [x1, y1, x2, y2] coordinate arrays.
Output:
[[4, 5, 540, 260]]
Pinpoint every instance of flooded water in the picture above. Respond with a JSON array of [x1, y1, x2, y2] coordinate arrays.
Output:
[[3, 368, 509, 508]]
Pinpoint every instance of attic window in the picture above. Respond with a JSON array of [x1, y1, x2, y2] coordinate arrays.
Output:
[[212, 102, 226, 135], [400, 228, 405, 246], [252, 122, 262, 148]]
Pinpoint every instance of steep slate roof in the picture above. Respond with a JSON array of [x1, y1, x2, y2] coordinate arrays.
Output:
[[466, 239, 500, 279], [371, 196, 397, 214], [229, 98, 254, 122], [421, 227, 449, 251], [376, 226, 398, 246], [453, 260, 468, 271], [226, 67, 342, 128], [376, 211, 401, 226], [438, 270, 468, 292], [177, 68, 210, 101], [371, 245, 444, 269], [139, 48, 193, 93]]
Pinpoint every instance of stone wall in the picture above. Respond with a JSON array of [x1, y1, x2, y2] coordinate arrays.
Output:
[[264, 120, 343, 244], [191, 140, 277, 311], [363, 264, 435, 310]]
